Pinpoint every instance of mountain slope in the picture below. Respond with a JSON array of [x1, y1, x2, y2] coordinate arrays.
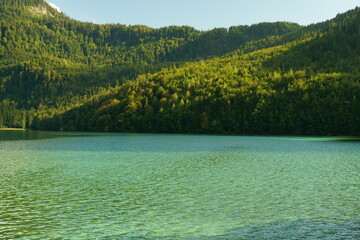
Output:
[[0, 0, 301, 109], [0, 1, 359, 135], [33, 7, 360, 135]]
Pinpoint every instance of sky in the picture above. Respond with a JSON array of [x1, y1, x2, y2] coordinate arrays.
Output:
[[46, 0, 359, 30]]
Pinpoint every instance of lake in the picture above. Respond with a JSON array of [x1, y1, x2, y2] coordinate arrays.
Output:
[[0, 130, 359, 239]]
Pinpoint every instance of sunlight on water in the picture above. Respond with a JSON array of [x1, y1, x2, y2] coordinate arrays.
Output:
[[0, 131, 359, 239]]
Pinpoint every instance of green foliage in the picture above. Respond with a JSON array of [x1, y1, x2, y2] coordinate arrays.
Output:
[[0, 0, 299, 108], [1, 2, 359, 135], [38, 42, 360, 135]]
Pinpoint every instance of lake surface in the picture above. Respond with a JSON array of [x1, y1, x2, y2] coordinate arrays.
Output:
[[0, 130, 359, 239]]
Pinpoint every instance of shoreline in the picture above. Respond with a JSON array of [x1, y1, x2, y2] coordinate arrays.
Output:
[[0, 128, 28, 131], [0, 128, 359, 138]]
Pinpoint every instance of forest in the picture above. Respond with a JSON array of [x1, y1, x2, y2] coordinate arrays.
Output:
[[0, 0, 359, 135]]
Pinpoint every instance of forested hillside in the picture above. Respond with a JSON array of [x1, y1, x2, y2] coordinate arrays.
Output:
[[0, 0, 359, 135]]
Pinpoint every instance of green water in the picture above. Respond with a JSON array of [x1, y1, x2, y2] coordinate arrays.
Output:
[[0, 131, 359, 239]]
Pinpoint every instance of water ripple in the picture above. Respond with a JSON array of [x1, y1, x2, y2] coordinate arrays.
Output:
[[0, 133, 360, 239]]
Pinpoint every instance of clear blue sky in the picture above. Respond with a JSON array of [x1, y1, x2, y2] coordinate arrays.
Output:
[[46, 0, 359, 30]]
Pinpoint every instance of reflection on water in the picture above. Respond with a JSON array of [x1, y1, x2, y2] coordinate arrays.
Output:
[[0, 131, 359, 239], [0, 129, 53, 141], [0, 130, 101, 141], [1, 130, 360, 153]]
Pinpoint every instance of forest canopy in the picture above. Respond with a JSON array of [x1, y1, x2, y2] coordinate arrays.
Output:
[[0, 0, 359, 135]]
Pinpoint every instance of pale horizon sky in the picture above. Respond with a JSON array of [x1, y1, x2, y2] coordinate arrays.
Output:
[[46, 0, 359, 30]]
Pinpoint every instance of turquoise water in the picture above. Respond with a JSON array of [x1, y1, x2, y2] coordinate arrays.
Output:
[[0, 131, 359, 239]]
